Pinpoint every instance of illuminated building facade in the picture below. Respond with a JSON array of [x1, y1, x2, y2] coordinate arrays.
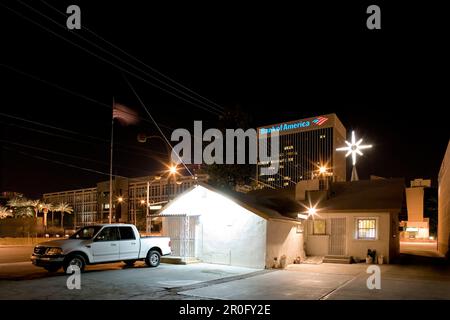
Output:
[[43, 174, 208, 229], [257, 113, 347, 188]]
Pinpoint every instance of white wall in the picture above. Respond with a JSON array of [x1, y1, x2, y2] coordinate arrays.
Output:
[[345, 213, 391, 263], [266, 220, 304, 268], [160, 186, 267, 269], [306, 235, 329, 256], [305, 212, 394, 263]]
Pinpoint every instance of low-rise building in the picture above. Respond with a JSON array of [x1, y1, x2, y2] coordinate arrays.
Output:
[[43, 174, 208, 229], [403, 178, 432, 239], [438, 140, 450, 257], [301, 178, 405, 264]]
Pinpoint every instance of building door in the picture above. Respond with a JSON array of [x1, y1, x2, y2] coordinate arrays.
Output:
[[328, 218, 346, 256]]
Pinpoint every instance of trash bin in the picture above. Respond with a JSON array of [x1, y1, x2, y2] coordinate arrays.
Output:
[[378, 255, 384, 264]]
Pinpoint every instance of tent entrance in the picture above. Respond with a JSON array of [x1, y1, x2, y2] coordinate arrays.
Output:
[[161, 215, 200, 258]]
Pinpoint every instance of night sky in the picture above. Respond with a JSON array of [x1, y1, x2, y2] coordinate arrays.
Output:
[[1, 1, 448, 198]]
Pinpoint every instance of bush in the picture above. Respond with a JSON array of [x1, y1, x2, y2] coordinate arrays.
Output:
[[0, 217, 43, 237]]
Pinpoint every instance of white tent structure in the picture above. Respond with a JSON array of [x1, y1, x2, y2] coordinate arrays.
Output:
[[157, 184, 304, 269]]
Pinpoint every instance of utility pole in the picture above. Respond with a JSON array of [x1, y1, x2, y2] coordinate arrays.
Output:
[[146, 180, 150, 233], [109, 97, 115, 224]]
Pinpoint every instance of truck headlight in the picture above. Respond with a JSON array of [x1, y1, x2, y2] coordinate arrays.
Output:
[[46, 247, 63, 255]]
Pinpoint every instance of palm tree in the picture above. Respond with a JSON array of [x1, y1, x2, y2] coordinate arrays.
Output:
[[29, 200, 41, 219], [0, 206, 13, 219], [38, 202, 53, 229], [54, 202, 73, 229], [6, 198, 34, 218]]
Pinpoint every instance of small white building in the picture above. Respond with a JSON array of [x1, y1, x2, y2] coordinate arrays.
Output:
[[156, 184, 305, 269]]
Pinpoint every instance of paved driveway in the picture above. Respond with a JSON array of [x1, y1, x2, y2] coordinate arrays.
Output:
[[0, 263, 261, 300], [180, 262, 450, 300]]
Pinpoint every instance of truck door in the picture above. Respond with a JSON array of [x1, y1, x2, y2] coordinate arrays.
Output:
[[118, 226, 140, 260], [91, 227, 120, 262]]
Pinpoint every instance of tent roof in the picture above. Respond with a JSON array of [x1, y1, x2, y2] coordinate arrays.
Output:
[[157, 183, 301, 223]]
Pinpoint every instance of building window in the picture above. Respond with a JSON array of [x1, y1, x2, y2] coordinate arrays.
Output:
[[313, 220, 326, 235], [356, 218, 377, 240]]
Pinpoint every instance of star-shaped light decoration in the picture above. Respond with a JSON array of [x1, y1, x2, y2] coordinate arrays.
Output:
[[336, 131, 372, 181]]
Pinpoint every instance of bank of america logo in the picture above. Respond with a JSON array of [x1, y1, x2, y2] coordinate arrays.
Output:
[[313, 116, 328, 126]]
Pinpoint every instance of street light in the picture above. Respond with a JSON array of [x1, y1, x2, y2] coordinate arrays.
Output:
[[169, 165, 177, 175], [308, 207, 317, 217], [319, 166, 327, 174], [137, 134, 173, 165], [117, 196, 123, 203]]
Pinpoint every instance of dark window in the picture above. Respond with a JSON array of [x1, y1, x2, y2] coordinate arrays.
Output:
[[119, 226, 136, 240], [95, 227, 119, 241], [70, 226, 102, 240]]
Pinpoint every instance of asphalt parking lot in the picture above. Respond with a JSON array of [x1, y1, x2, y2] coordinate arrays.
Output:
[[1, 245, 449, 300]]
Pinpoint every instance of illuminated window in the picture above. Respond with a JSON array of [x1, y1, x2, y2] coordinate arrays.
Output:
[[283, 182, 289, 186], [356, 218, 377, 240], [267, 178, 275, 182], [313, 220, 326, 235]]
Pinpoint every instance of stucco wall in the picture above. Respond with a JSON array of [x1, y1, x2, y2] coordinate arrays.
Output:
[[305, 212, 395, 263], [306, 235, 329, 256], [438, 141, 450, 257], [266, 220, 304, 268]]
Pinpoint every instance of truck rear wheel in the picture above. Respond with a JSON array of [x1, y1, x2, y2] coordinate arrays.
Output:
[[145, 250, 161, 267], [63, 254, 86, 273]]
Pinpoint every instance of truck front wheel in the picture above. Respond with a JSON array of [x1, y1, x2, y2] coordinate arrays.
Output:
[[145, 250, 161, 267], [63, 254, 86, 273]]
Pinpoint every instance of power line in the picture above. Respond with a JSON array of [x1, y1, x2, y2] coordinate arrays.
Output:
[[41, 0, 225, 114], [0, 64, 175, 132], [122, 74, 194, 177], [0, 112, 171, 159], [0, 119, 172, 164], [11, 1, 224, 116], [0, 139, 154, 175], [1, 2, 219, 116], [2, 145, 125, 179]]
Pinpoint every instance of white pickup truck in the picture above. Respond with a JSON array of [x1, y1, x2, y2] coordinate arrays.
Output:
[[31, 224, 171, 272]]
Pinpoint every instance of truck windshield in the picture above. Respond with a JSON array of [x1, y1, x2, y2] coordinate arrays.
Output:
[[69, 226, 102, 240]]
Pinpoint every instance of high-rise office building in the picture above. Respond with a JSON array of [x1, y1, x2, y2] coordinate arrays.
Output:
[[257, 113, 346, 188]]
